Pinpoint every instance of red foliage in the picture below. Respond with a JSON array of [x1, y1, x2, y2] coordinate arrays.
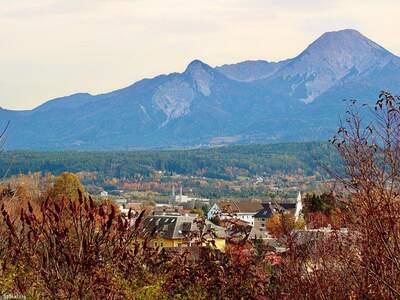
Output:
[[1, 191, 160, 299], [306, 211, 331, 228]]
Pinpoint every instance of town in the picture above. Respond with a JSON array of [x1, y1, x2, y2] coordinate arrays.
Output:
[[117, 185, 305, 252], [0, 170, 338, 254], [1, 0, 399, 297]]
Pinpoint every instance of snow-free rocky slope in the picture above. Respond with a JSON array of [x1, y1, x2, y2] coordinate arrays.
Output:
[[3, 29, 400, 149]]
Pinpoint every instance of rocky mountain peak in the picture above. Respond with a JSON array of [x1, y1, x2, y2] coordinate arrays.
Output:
[[184, 59, 214, 96], [184, 59, 213, 74], [274, 29, 396, 103]]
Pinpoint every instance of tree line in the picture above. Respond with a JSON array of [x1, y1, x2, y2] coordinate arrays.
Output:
[[0, 142, 339, 180]]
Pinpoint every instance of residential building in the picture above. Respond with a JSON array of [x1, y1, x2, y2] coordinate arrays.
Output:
[[252, 202, 286, 234], [252, 191, 303, 235], [207, 199, 263, 226], [141, 215, 226, 250]]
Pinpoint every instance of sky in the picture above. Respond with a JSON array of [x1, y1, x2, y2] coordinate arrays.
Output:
[[1, 0, 399, 110]]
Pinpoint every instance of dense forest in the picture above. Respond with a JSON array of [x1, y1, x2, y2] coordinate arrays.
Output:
[[0, 142, 340, 180]]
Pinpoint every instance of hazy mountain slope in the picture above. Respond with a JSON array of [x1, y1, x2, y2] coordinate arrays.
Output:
[[4, 60, 264, 149], [2, 29, 400, 150], [216, 60, 289, 81]]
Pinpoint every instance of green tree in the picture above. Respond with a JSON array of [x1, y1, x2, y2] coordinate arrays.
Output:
[[201, 205, 208, 217], [303, 192, 335, 215]]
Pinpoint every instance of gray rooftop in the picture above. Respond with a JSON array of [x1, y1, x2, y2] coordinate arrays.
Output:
[[142, 215, 226, 240]]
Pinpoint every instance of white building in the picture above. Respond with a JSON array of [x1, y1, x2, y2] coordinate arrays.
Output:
[[170, 186, 210, 204], [208, 192, 303, 226], [207, 200, 263, 226]]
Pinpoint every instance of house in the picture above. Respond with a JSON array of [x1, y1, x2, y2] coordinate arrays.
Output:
[[252, 192, 303, 235], [141, 215, 226, 250], [252, 202, 286, 235], [207, 199, 263, 226]]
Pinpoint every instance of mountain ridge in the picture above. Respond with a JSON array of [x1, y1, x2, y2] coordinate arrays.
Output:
[[2, 29, 400, 150]]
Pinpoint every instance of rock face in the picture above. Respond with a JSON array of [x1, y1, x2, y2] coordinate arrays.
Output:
[[184, 59, 214, 96], [2, 29, 400, 150], [153, 80, 195, 126]]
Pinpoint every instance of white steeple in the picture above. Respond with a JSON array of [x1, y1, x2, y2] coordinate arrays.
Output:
[[295, 191, 303, 221]]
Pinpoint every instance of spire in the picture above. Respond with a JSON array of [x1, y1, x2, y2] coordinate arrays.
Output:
[[295, 191, 303, 221], [297, 191, 302, 203]]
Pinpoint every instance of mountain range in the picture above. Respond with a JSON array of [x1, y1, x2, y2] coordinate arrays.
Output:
[[2, 29, 400, 150]]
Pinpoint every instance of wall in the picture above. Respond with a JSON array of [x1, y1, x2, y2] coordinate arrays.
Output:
[[253, 217, 267, 232]]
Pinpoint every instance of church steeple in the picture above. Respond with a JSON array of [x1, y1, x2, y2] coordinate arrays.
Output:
[[295, 191, 303, 221]]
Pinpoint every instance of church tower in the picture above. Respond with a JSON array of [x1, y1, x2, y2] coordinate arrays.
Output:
[[295, 191, 303, 221]]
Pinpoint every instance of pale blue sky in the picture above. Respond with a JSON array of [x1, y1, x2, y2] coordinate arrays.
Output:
[[1, 0, 399, 110]]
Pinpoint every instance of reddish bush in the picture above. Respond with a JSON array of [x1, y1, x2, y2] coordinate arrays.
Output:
[[1, 191, 160, 299]]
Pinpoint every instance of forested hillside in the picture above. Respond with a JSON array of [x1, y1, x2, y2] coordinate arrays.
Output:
[[0, 142, 339, 179]]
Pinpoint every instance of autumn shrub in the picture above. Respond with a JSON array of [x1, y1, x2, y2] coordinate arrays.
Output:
[[1, 190, 161, 299], [0, 188, 274, 299], [328, 91, 400, 298], [162, 243, 271, 300], [266, 212, 304, 239], [303, 192, 345, 229], [269, 231, 360, 299], [269, 92, 400, 299]]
